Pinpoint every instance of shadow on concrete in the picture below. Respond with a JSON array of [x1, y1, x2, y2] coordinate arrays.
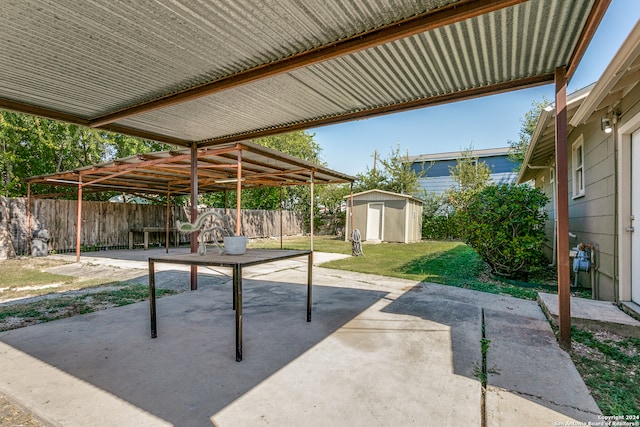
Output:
[[381, 282, 601, 423], [380, 284, 482, 381], [0, 276, 387, 427]]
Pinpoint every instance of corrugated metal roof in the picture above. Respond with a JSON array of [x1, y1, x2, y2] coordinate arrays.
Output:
[[0, 0, 607, 148], [344, 189, 424, 203], [27, 141, 355, 196]]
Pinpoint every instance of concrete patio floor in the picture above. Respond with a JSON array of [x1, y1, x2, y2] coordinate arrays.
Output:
[[0, 248, 602, 426]]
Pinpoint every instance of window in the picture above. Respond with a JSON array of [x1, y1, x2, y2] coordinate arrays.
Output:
[[572, 136, 585, 198]]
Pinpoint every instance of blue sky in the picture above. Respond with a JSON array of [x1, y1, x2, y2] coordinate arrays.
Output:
[[310, 0, 640, 176]]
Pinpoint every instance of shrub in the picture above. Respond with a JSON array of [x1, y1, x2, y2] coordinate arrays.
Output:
[[461, 184, 549, 280], [421, 192, 460, 240]]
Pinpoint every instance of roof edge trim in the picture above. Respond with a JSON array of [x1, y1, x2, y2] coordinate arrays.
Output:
[[571, 20, 640, 126]]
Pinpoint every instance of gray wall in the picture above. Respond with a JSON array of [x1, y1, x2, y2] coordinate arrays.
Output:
[[535, 117, 617, 300]]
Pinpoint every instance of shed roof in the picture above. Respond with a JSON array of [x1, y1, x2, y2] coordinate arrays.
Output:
[[27, 141, 354, 196], [345, 189, 424, 203], [0, 0, 609, 149]]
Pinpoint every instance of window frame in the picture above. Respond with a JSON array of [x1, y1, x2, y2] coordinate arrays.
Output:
[[572, 136, 585, 198]]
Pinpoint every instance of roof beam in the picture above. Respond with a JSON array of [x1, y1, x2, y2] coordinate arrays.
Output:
[[99, 123, 192, 147], [0, 97, 193, 147], [0, 98, 90, 127], [566, 0, 611, 80], [88, 0, 526, 128]]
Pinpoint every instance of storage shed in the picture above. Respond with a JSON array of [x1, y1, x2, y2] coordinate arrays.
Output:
[[345, 190, 423, 243]]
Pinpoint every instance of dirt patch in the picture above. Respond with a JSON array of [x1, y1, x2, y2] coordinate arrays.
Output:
[[0, 392, 44, 427]]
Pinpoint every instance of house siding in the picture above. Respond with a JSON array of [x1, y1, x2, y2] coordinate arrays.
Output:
[[536, 118, 617, 300], [412, 153, 519, 195]]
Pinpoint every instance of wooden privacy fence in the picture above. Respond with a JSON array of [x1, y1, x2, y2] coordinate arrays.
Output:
[[0, 197, 304, 257]]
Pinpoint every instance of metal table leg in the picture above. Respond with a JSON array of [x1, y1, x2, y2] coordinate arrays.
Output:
[[234, 264, 242, 361], [149, 261, 157, 338]]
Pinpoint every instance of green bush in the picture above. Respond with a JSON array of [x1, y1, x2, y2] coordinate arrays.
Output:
[[461, 184, 549, 280], [421, 192, 460, 240]]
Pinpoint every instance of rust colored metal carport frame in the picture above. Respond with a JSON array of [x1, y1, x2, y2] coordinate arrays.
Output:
[[26, 143, 348, 272]]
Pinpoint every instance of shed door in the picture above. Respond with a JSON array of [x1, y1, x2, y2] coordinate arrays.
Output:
[[366, 203, 383, 241], [632, 129, 640, 303]]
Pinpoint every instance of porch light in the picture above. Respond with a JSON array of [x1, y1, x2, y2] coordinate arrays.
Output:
[[601, 117, 613, 134]]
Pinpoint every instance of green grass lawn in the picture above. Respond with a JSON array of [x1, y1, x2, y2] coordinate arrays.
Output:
[[569, 328, 640, 416], [251, 236, 570, 300]]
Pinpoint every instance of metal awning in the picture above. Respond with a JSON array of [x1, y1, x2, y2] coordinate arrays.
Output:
[[0, 0, 608, 148], [27, 141, 354, 196]]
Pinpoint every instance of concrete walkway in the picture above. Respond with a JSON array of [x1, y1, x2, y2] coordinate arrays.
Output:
[[0, 249, 602, 426], [538, 292, 640, 338]]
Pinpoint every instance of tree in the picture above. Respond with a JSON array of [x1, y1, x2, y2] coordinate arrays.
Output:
[[447, 145, 491, 212], [508, 96, 550, 171], [353, 166, 387, 193], [379, 144, 423, 195], [0, 110, 170, 198], [354, 143, 425, 196], [316, 183, 350, 215]]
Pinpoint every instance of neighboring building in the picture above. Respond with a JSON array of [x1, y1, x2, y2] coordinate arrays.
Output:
[[344, 190, 422, 243], [516, 21, 640, 310], [408, 147, 519, 195]]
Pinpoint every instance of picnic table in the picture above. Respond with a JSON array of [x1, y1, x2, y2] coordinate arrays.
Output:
[[129, 227, 179, 250]]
